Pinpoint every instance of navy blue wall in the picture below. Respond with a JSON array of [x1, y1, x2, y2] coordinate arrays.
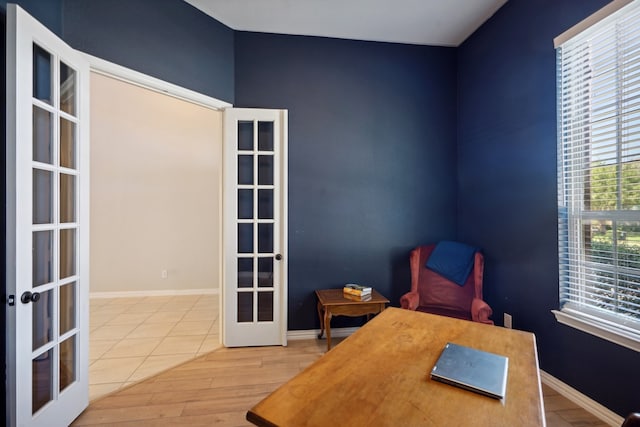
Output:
[[0, 0, 62, 35], [457, 0, 638, 416], [62, 0, 234, 103], [235, 32, 458, 330]]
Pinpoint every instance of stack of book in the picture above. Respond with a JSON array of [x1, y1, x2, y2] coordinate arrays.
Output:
[[343, 284, 372, 300]]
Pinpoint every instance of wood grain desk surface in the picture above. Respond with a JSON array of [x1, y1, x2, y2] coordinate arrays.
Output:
[[247, 307, 545, 427]]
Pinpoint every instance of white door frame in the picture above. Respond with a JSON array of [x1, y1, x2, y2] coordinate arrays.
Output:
[[84, 54, 231, 111], [82, 54, 231, 338]]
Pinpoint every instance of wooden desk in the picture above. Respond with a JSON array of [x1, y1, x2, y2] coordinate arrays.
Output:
[[315, 289, 389, 350], [247, 307, 545, 427]]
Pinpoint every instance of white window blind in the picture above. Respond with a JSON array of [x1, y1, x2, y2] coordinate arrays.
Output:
[[557, 0, 640, 349]]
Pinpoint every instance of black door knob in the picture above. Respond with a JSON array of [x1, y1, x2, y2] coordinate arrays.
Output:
[[275, 254, 282, 261], [21, 291, 40, 304]]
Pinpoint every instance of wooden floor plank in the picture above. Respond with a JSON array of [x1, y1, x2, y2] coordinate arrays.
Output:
[[115, 377, 214, 397], [181, 394, 271, 417], [72, 402, 186, 425], [147, 383, 281, 406], [83, 393, 154, 410]]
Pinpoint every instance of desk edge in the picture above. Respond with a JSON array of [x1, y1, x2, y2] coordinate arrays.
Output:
[[246, 409, 278, 427]]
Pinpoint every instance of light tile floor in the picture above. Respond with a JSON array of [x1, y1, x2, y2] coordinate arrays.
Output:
[[89, 294, 220, 401]]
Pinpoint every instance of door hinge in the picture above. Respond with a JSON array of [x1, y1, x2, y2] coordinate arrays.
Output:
[[8, 295, 15, 306]]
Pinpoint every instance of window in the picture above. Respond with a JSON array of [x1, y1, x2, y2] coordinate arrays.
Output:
[[555, 0, 640, 352]]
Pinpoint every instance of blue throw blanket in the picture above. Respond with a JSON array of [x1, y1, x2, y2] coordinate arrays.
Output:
[[426, 241, 479, 286]]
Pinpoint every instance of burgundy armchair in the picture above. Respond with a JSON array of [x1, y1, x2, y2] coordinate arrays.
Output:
[[400, 244, 493, 324]]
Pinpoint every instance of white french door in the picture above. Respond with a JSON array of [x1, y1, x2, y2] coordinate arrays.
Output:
[[223, 108, 288, 347], [6, 5, 90, 426]]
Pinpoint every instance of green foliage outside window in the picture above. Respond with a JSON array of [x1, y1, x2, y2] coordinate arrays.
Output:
[[590, 161, 640, 211], [583, 160, 640, 320], [588, 240, 640, 320]]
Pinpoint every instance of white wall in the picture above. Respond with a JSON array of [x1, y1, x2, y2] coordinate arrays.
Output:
[[90, 72, 222, 293]]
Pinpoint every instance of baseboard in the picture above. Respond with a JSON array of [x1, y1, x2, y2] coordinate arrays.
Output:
[[540, 370, 623, 426], [90, 288, 219, 299], [287, 327, 360, 340]]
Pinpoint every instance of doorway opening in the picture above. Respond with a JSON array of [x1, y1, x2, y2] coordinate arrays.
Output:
[[87, 70, 224, 400]]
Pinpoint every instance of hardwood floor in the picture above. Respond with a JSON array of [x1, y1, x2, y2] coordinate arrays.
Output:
[[543, 386, 611, 427], [73, 338, 614, 426]]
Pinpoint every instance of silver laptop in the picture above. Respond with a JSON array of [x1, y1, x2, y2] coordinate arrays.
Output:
[[430, 342, 508, 399]]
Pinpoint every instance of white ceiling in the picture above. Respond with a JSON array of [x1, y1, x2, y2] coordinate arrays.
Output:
[[184, 0, 508, 47]]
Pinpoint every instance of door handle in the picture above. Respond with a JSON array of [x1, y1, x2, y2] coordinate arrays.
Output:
[[275, 254, 282, 261], [21, 291, 41, 304]]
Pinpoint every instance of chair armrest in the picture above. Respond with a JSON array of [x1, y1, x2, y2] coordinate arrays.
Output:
[[471, 297, 494, 325], [400, 291, 419, 311], [622, 412, 640, 427]]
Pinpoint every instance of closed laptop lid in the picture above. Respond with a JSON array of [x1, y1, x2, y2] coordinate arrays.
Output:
[[430, 342, 509, 399]]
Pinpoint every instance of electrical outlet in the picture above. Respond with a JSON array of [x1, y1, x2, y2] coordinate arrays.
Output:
[[161, 270, 168, 279], [504, 313, 512, 329]]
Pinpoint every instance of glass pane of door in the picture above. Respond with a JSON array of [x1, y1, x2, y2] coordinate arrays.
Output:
[[60, 174, 76, 223], [238, 292, 253, 322], [60, 229, 76, 279], [238, 155, 253, 185], [59, 283, 76, 334], [258, 257, 273, 287], [33, 43, 52, 104], [60, 117, 76, 169], [33, 106, 52, 163], [258, 122, 274, 151], [59, 336, 76, 392], [59, 61, 76, 116], [238, 189, 253, 219], [258, 292, 274, 322], [258, 223, 274, 253], [33, 169, 53, 224], [238, 121, 253, 150], [258, 189, 273, 219], [238, 224, 253, 254], [258, 155, 273, 185], [238, 258, 253, 288], [32, 289, 53, 350], [32, 349, 53, 414], [33, 231, 53, 287]]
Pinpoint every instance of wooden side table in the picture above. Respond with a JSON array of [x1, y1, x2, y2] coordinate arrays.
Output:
[[315, 289, 389, 350]]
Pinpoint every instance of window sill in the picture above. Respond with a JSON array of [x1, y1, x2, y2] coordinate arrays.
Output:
[[552, 308, 640, 352]]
